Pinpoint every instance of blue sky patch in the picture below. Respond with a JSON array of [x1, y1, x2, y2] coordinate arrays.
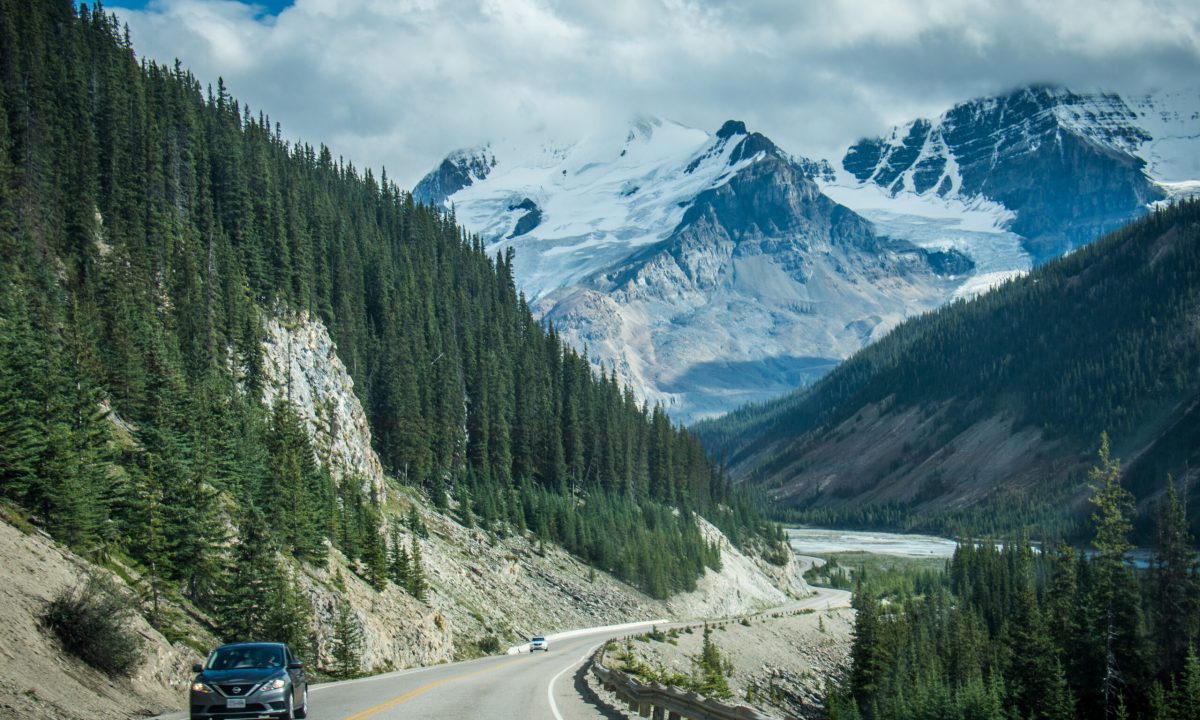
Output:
[[114, 0, 294, 17]]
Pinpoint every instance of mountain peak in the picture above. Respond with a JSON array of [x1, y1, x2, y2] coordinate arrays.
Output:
[[412, 145, 496, 208], [716, 120, 748, 139]]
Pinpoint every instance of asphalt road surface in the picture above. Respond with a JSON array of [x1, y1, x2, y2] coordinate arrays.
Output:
[[161, 587, 851, 720]]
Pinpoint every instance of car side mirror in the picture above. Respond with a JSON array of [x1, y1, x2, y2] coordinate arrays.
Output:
[[288, 661, 304, 670], [192, 663, 203, 673]]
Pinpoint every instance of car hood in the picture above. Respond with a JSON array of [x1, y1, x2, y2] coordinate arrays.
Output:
[[198, 668, 285, 684]]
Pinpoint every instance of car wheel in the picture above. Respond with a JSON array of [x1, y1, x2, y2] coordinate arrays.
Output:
[[294, 686, 309, 719], [277, 692, 294, 720]]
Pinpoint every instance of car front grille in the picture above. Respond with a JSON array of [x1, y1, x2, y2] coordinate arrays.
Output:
[[216, 683, 259, 697]]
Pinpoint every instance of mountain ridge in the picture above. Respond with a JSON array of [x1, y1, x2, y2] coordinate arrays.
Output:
[[695, 200, 1200, 539], [837, 84, 1200, 261], [416, 117, 982, 421]]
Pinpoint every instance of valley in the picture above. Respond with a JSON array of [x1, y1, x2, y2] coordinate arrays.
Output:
[[2, 3, 1199, 720]]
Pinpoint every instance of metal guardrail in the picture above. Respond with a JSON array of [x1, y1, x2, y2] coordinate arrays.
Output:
[[590, 642, 778, 720]]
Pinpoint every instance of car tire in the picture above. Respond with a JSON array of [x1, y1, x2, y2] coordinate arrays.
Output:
[[294, 686, 309, 719], [277, 692, 294, 720]]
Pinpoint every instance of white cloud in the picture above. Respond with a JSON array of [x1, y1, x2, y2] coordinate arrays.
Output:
[[113, 0, 1200, 188]]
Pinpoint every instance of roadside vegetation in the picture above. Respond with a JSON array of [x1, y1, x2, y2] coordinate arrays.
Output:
[[41, 576, 144, 677], [609, 624, 734, 700]]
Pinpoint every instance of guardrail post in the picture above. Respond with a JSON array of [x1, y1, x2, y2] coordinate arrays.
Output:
[[651, 706, 665, 720], [638, 702, 651, 717], [666, 713, 681, 720]]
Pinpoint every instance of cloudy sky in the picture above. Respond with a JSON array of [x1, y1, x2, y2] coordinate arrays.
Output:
[[112, 0, 1200, 188]]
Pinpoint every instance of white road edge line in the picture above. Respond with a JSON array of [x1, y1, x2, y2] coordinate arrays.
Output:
[[548, 642, 603, 720]]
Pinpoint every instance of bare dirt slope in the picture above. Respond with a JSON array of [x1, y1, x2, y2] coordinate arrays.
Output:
[[0, 517, 202, 720]]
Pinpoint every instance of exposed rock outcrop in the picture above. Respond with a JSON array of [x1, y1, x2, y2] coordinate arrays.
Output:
[[262, 313, 388, 495]]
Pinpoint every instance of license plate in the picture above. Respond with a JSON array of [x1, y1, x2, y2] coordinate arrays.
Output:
[[226, 698, 246, 709]]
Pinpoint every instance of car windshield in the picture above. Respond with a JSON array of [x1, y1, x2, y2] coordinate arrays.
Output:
[[532, 637, 545, 642], [206, 646, 285, 670]]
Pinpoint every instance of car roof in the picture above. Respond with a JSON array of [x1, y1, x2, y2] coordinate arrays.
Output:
[[215, 642, 287, 650]]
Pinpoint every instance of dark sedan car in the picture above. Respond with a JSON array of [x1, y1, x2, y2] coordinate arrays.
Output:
[[190, 642, 308, 720]]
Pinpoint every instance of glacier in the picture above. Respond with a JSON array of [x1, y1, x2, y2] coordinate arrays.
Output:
[[414, 118, 1016, 423], [413, 88, 1199, 423]]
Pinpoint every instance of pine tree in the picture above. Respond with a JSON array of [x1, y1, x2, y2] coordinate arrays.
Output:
[[329, 601, 363, 679], [694, 625, 732, 700], [1088, 434, 1148, 720], [264, 400, 326, 562], [216, 509, 311, 651], [1004, 550, 1074, 720], [34, 303, 112, 553], [406, 505, 427, 539], [1151, 477, 1199, 680], [406, 538, 428, 602], [359, 506, 388, 591], [129, 454, 172, 626], [0, 290, 47, 507], [849, 584, 889, 712], [1167, 651, 1200, 720], [388, 524, 410, 588]]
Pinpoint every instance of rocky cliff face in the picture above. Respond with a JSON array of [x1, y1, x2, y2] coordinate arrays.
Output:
[[412, 147, 496, 208], [262, 312, 388, 496], [841, 85, 1179, 261]]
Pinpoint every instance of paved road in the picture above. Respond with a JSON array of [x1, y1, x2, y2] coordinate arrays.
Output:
[[162, 587, 850, 720]]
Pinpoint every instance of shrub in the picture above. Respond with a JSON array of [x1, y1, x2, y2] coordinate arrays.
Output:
[[477, 635, 501, 654], [42, 576, 144, 676]]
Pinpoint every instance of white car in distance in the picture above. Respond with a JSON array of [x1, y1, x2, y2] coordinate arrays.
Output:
[[529, 636, 549, 652]]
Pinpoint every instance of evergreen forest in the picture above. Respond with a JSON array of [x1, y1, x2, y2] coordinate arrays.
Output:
[[825, 439, 1200, 720], [0, 0, 772, 651]]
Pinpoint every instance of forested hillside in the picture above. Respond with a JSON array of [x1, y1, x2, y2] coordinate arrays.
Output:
[[0, 0, 771, 653], [697, 200, 1200, 539]]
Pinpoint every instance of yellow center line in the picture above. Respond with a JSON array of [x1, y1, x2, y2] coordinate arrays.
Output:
[[341, 658, 516, 720]]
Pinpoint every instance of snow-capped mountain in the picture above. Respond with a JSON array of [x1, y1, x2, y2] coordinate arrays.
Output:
[[414, 118, 984, 422], [413, 87, 1199, 423], [836, 85, 1200, 261]]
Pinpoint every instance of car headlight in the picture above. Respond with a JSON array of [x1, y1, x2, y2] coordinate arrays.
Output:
[[191, 681, 212, 693], [258, 678, 287, 693]]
